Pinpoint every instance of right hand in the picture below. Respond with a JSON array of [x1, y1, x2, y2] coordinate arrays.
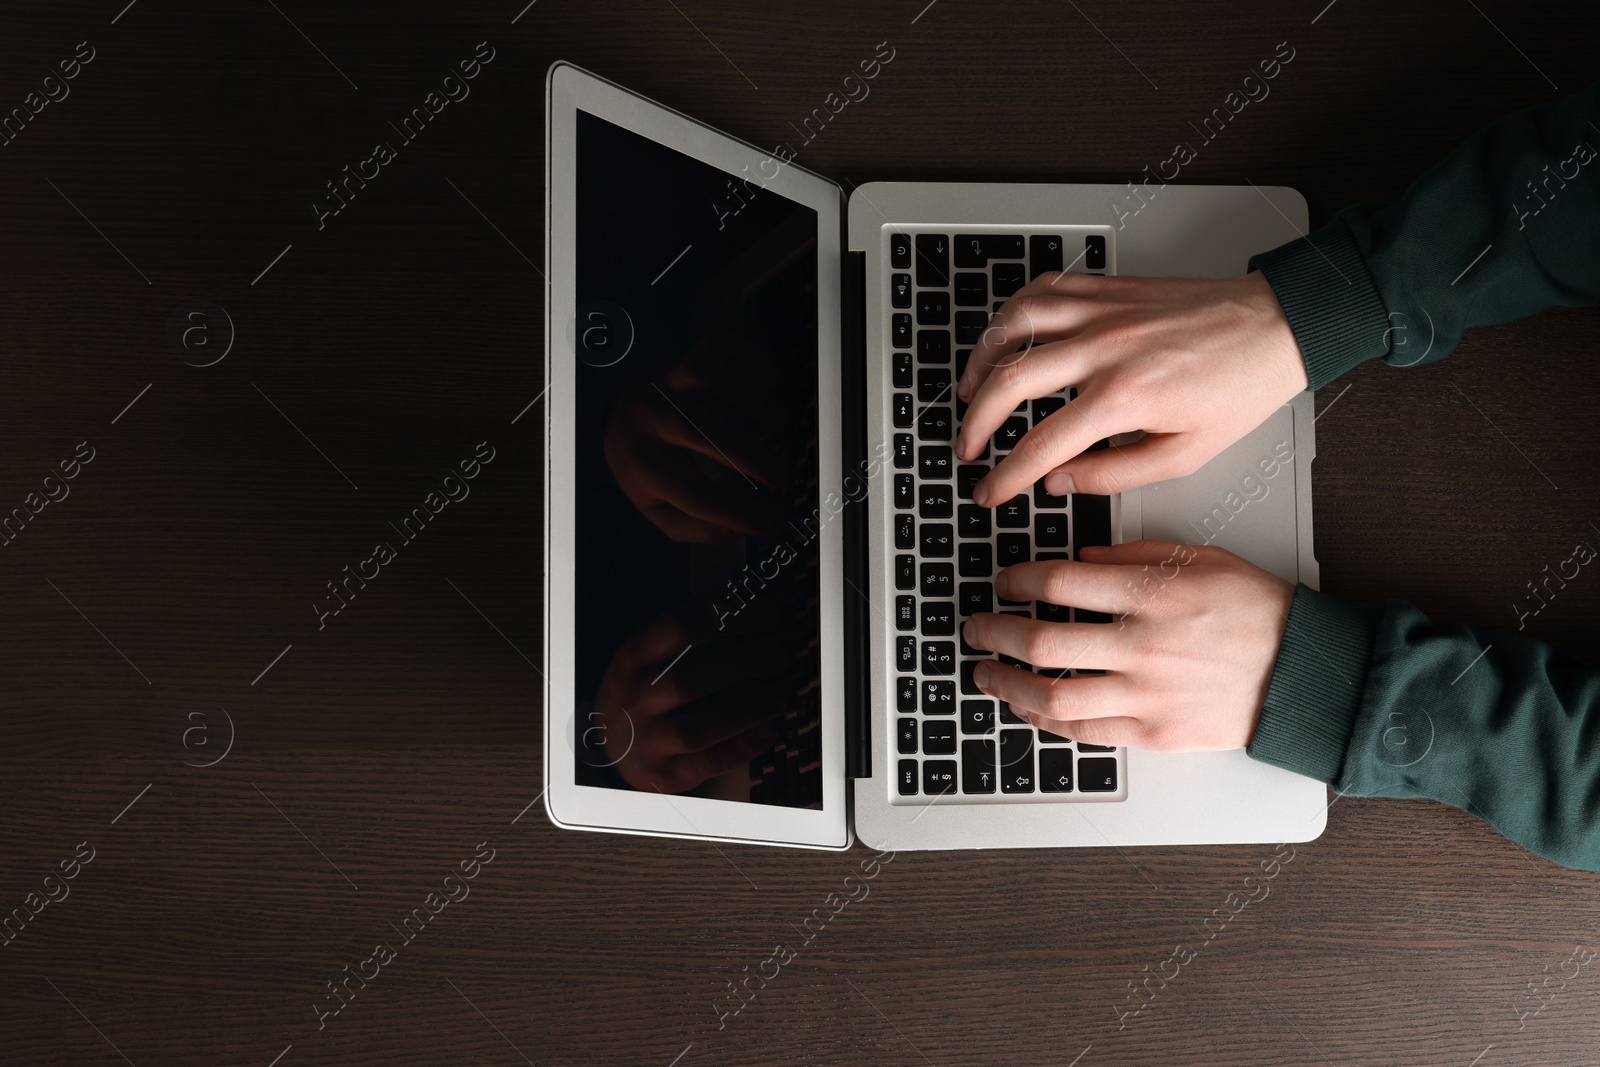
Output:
[[955, 271, 1309, 506]]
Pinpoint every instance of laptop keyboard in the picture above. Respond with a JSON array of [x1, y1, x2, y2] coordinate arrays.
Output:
[[884, 227, 1127, 803]]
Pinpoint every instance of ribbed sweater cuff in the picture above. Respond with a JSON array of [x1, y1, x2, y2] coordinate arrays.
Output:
[[1246, 583, 1380, 784], [1247, 219, 1392, 391]]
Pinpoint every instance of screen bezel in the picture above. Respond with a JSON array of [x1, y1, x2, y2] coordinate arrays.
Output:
[[544, 62, 849, 850]]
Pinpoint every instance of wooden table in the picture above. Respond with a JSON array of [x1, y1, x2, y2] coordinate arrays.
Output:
[[3, 2, 1597, 1064]]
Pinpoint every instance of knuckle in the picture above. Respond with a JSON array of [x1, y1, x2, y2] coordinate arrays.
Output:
[[1022, 627, 1059, 665], [1043, 684, 1076, 719]]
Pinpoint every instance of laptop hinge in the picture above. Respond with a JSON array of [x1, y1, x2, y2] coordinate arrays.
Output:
[[841, 249, 870, 780]]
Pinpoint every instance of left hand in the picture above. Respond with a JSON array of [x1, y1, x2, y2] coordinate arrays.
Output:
[[960, 540, 1296, 750]]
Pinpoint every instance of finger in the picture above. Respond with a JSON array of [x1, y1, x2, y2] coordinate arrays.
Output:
[[961, 612, 1130, 670], [1037, 432, 1196, 497], [1019, 710, 1147, 749], [669, 679, 792, 753], [971, 661, 1129, 721], [956, 273, 1113, 405], [1074, 538, 1206, 566], [672, 720, 783, 786], [972, 384, 1126, 505], [992, 559, 1156, 616]]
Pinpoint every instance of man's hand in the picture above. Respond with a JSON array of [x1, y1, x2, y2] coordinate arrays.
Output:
[[961, 541, 1295, 750], [956, 272, 1308, 506]]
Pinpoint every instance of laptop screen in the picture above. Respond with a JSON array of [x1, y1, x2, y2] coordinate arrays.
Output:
[[571, 109, 824, 809]]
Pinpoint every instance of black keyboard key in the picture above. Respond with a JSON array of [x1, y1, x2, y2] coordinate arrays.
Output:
[[995, 416, 1029, 452], [918, 485, 953, 518], [999, 702, 1026, 724], [962, 739, 997, 793], [922, 679, 956, 714], [957, 465, 987, 500], [954, 233, 1025, 267], [896, 636, 916, 671], [1038, 727, 1073, 744], [1040, 749, 1074, 792], [1085, 234, 1106, 271], [893, 393, 913, 428], [897, 676, 917, 712], [893, 433, 913, 469], [957, 503, 991, 539], [993, 262, 1027, 297], [920, 522, 954, 558], [895, 595, 916, 632], [922, 641, 956, 676], [961, 699, 995, 735], [898, 717, 918, 754], [892, 350, 913, 388], [916, 291, 950, 325], [996, 495, 1029, 528], [955, 347, 971, 380], [1036, 512, 1070, 548], [1073, 494, 1111, 559], [915, 233, 949, 287], [997, 533, 1029, 568], [1032, 394, 1065, 423], [959, 541, 992, 577], [1078, 756, 1117, 791], [1078, 742, 1117, 752], [920, 600, 955, 636], [1030, 234, 1065, 278], [954, 311, 988, 346], [923, 760, 957, 795], [918, 446, 954, 481], [894, 474, 914, 509], [891, 273, 912, 308], [1000, 730, 1036, 792], [891, 233, 912, 269], [917, 330, 951, 364], [917, 369, 951, 404], [895, 554, 915, 590], [895, 513, 915, 550], [892, 313, 912, 348], [920, 562, 954, 597], [958, 581, 993, 616], [922, 719, 957, 755], [899, 758, 919, 794], [954, 272, 988, 306], [1035, 482, 1071, 509], [960, 657, 988, 695]]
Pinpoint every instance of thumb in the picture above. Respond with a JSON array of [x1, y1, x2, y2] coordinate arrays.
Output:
[[1078, 539, 1197, 566], [1043, 433, 1194, 496]]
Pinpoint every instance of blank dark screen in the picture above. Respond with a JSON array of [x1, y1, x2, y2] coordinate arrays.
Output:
[[571, 110, 823, 808]]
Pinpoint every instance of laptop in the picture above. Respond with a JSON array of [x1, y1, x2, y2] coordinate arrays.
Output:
[[543, 62, 1327, 851]]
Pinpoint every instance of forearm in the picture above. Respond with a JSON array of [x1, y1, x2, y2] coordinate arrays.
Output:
[[1249, 79, 1600, 388], [1249, 581, 1600, 874]]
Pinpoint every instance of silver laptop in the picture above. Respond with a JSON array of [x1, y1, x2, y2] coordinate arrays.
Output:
[[543, 62, 1327, 851]]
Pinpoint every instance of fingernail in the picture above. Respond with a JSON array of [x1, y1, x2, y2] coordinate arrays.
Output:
[[956, 377, 970, 401], [1052, 472, 1077, 496], [994, 570, 1009, 597], [1081, 544, 1109, 557], [973, 482, 991, 508], [974, 661, 992, 690], [955, 433, 969, 460], [962, 619, 975, 644]]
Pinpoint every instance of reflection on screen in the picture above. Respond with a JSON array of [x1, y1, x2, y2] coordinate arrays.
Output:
[[572, 110, 822, 808]]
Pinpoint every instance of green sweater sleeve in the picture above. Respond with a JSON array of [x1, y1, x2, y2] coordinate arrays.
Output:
[[1241, 81, 1600, 871], [1247, 79, 1600, 389], [1250, 580, 1600, 873]]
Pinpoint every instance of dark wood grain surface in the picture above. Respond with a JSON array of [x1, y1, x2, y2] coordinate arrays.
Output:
[[3, 2, 1598, 1065]]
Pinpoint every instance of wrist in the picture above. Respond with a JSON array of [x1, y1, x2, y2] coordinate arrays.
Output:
[[1239, 270, 1310, 395]]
